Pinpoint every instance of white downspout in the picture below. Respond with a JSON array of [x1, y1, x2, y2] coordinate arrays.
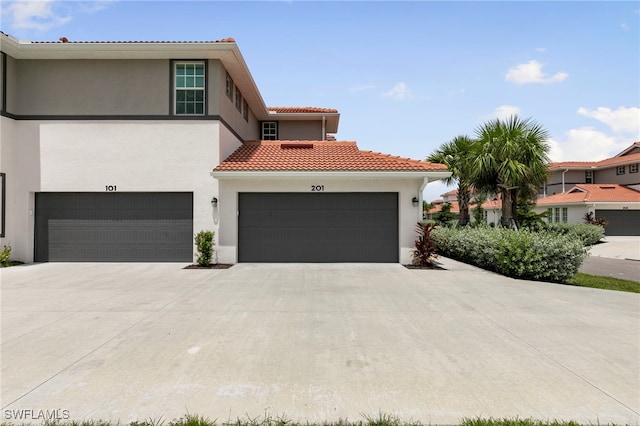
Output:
[[418, 177, 430, 222], [562, 169, 569, 193]]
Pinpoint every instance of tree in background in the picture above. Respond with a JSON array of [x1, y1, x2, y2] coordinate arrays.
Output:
[[472, 116, 550, 228], [427, 135, 478, 226]]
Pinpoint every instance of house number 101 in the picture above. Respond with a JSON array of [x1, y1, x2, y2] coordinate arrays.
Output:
[[105, 185, 117, 192], [311, 185, 324, 191]]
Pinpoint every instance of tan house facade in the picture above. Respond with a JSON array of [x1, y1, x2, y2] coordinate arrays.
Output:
[[0, 32, 449, 264]]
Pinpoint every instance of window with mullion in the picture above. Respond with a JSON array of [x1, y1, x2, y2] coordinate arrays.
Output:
[[175, 62, 205, 116]]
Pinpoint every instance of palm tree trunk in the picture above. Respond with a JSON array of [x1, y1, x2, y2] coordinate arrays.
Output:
[[458, 186, 471, 226], [500, 189, 514, 228]]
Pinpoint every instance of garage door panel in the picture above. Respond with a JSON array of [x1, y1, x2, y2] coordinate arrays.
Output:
[[35, 193, 193, 262], [238, 192, 398, 262], [596, 210, 640, 236]]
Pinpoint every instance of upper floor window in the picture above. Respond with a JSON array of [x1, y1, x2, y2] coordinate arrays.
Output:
[[585, 170, 594, 184], [243, 99, 249, 121], [630, 164, 639, 174], [617, 166, 626, 175], [175, 63, 205, 115], [226, 72, 234, 100], [235, 87, 242, 112], [261, 122, 278, 140]]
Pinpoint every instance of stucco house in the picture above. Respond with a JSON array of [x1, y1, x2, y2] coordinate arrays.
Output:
[[0, 33, 449, 264]]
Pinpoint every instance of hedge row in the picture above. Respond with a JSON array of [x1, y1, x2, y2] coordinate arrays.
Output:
[[545, 223, 604, 246], [431, 227, 589, 282]]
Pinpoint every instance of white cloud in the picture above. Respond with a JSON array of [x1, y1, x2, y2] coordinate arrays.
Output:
[[349, 84, 376, 94], [577, 106, 640, 136], [621, 23, 630, 30], [505, 60, 568, 84], [492, 105, 521, 120], [382, 82, 411, 100], [548, 128, 620, 162], [4, 0, 72, 32]]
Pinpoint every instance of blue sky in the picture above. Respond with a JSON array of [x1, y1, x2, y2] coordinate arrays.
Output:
[[2, 0, 639, 201]]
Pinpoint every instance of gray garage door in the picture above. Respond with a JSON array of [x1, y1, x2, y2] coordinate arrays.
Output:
[[596, 209, 640, 236], [238, 192, 398, 262], [35, 192, 193, 262]]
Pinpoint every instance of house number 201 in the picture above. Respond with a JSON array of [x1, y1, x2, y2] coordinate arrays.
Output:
[[105, 185, 117, 192], [311, 185, 324, 191]]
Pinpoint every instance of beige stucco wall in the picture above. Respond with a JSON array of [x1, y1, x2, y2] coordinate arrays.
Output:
[[595, 166, 640, 186], [278, 121, 323, 140], [214, 177, 424, 264], [215, 62, 260, 141], [10, 59, 170, 115]]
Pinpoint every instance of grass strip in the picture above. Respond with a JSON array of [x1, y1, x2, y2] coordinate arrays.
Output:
[[566, 272, 640, 293]]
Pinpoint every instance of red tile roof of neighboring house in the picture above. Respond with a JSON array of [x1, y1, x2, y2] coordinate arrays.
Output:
[[268, 107, 339, 114], [214, 141, 447, 172], [536, 184, 640, 205], [428, 201, 460, 214], [549, 152, 640, 170]]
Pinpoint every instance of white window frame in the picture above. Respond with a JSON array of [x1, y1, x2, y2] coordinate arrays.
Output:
[[585, 170, 594, 184], [226, 72, 234, 100], [554, 208, 560, 223], [630, 164, 639, 174], [174, 62, 205, 116], [617, 166, 626, 175], [562, 207, 568, 223], [235, 87, 242, 112]]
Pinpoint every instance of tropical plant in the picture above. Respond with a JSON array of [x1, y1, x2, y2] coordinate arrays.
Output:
[[427, 135, 478, 226], [194, 230, 215, 266], [0, 245, 11, 267], [472, 115, 551, 228], [412, 222, 438, 266], [433, 202, 457, 227], [583, 211, 608, 227]]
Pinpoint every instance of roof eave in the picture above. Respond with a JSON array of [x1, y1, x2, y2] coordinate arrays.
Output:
[[211, 170, 451, 179]]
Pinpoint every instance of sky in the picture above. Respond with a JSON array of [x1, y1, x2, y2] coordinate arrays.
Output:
[[1, 0, 639, 201]]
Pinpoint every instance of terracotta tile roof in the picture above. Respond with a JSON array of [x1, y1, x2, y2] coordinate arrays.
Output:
[[214, 141, 447, 172], [31, 37, 236, 44], [536, 184, 640, 205], [428, 201, 460, 214], [268, 107, 339, 114], [549, 152, 640, 170]]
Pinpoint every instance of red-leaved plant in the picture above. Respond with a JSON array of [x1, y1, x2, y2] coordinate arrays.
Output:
[[412, 222, 438, 266], [584, 212, 608, 227]]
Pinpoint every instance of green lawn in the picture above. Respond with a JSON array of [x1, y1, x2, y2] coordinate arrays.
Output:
[[566, 272, 640, 293]]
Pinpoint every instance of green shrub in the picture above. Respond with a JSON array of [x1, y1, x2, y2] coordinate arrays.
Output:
[[546, 223, 604, 246], [0, 245, 11, 267], [194, 230, 215, 266], [432, 227, 588, 282]]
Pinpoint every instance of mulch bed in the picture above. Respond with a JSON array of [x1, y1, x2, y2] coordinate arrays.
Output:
[[403, 263, 446, 270], [183, 264, 234, 270]]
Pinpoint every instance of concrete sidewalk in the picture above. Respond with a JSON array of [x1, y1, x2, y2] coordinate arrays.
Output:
[[1, 262, 638, 425]]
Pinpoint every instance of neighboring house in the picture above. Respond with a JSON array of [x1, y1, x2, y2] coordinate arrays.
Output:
[[544, 142, 640, 196], [534, 184, 640, 236], [0, 32, 449, 264]]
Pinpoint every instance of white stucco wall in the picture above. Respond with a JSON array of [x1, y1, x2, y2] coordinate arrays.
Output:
[[214, 176, 425, 264], [1, 119, 237, 263]]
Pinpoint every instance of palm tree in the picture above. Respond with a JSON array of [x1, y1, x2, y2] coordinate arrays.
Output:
[[427, 135, 478, 226], [472, 115, 550, 228]]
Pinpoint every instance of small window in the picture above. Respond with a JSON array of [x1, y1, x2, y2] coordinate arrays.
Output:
[[562, 207, 568, 223], [547, 208, 553, 223], [617, 166, 626, 175], [175, 62, 205, 115], [243, 99, 249, 121], [225, 72, 234, 100], [261, 122, 278, 140], [554, 208, 560, 223], [630, 164, 639, 174], [235, 87, 242, 112], [585, 170, 594, 184]]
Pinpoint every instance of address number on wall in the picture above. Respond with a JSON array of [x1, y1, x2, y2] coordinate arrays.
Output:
[[105, 185, 117, 192], [311, 185, 325, 191]]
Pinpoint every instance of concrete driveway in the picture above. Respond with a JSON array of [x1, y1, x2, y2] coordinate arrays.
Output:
[[1, 261, 639, 425]]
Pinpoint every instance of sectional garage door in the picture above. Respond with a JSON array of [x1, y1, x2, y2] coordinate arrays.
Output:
[[596, 209, 640, 236], [35, 192, 193, 262], [238, 192, 398, 262]]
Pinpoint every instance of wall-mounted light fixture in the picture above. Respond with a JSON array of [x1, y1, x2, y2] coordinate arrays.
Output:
[[211, 197, 218, 207], [412, 196, 419, 207]]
